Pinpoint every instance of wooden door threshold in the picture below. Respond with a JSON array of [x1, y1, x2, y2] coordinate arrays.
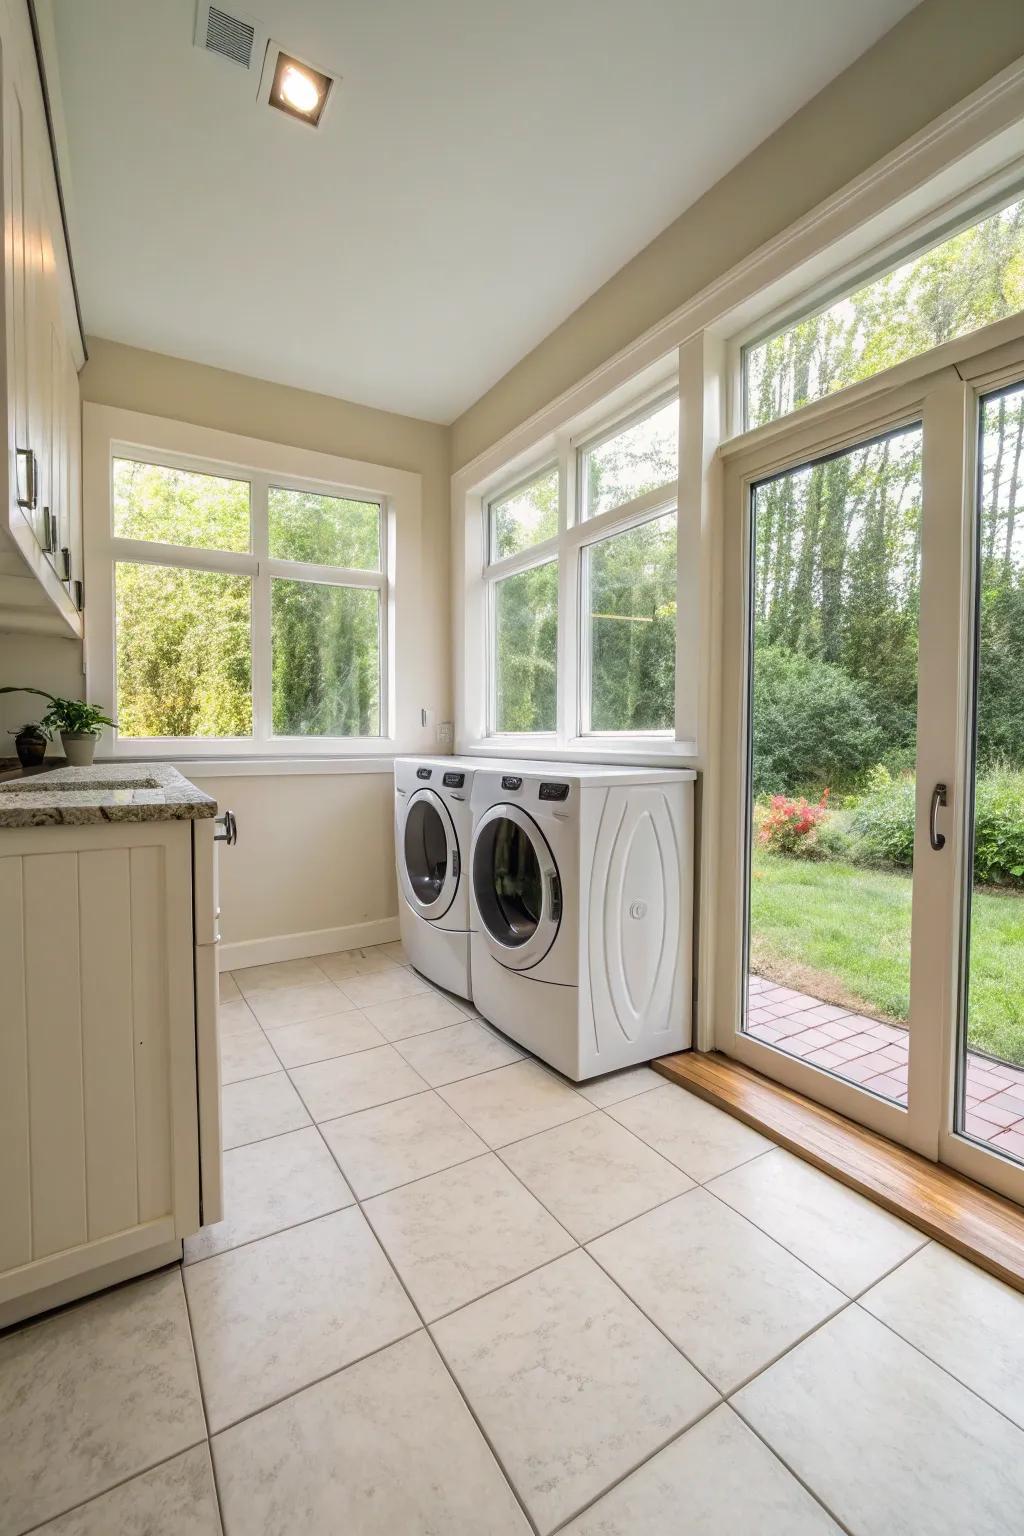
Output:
[[655, 1050, 1024, 1293]]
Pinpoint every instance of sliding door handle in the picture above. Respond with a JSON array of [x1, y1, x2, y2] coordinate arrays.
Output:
[[929, 783, 947, 851]]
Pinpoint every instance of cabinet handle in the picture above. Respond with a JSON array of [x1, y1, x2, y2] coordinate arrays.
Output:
[[16, 447, 37, 510], [215, 810, 238, 846]]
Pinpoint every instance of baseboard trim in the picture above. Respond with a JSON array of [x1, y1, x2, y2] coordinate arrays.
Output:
[[220, 917, 401, 971]]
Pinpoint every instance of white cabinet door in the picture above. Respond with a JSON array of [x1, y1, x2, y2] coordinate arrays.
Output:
[[0, 821, 199, 1315]]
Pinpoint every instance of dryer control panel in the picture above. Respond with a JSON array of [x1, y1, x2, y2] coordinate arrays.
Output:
[[539, 782, 570, 801], [443, 772, 465, 788]]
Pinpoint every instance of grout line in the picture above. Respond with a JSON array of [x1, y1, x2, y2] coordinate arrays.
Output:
[[19, 1440, 216, 1536], [725, 1405, 859, 1536], [177, 1272, 227, 1535]]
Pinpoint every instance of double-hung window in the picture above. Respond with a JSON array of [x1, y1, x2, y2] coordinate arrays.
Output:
[[480, 390, 679, 745], [93, 429, 397, 753]]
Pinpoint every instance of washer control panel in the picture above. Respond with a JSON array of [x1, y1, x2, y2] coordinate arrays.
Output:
[[501, 775, 523, 791], [539, 782, 570, 801], [443, 771, 465, 788], [416, 767, 432, 779]]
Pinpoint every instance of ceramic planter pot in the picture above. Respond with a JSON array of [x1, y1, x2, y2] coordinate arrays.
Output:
[[60, 731, 98, 767], [14, 730, 47, 767]]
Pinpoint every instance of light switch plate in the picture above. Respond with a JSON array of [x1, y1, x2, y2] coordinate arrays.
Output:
[[436, 720, 454, 748]]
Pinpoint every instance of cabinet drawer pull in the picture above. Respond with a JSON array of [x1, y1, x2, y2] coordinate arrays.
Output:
[[214, 810, 238, 845], [16, 447, 37, 510]]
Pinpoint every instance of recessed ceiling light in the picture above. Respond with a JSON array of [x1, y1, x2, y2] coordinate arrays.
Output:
[[266, 49, 334, 128]]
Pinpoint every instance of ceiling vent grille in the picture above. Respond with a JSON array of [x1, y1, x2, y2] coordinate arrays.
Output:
[[194, 3, 261, 70]]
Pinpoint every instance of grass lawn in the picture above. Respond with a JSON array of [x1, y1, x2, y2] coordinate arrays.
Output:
[[750, 849, 1024, 1066]]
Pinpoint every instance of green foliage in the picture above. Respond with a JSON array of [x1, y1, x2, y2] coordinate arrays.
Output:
[[746, 198, 1024, 426], [272, 580, 379, 737], [589, 512, 676, 732], [848, 766, 1024, 887], [114, 459, 250, 552], [0, 687, 114, 737], [494, 560, 558, 732], [268, 488, 380, 568], [491, 468, 558, 561], [751, 643, 882, 796]]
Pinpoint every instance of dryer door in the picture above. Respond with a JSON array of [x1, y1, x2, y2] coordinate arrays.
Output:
[[400, 788, 460, 921], [472, 804, 561, 971]]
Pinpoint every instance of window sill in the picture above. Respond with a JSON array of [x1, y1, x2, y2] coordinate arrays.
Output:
[[106, 755, 400, 778], [460, 737, 699, 767]]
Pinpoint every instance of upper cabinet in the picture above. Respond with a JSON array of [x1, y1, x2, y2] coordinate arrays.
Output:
[[0, 0, 84, 637]]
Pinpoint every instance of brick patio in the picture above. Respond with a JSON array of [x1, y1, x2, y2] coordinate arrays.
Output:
[[748, 974, 1024, 1157]]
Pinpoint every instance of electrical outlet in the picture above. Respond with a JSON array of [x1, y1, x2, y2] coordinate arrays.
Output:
[[436, 720, 454, 749]]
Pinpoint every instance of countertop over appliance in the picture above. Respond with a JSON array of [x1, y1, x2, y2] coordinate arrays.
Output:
[[0, 762, 217, 827]]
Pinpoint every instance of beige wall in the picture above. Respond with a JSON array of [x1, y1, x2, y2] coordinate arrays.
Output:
[[0, 633, 84, 745], [186, 770, 398, 956], [450, 0, 1024, 470]]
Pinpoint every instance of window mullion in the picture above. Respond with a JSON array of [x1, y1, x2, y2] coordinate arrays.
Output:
[[251, 473, 272, 746], [556, 433, 575, 746]]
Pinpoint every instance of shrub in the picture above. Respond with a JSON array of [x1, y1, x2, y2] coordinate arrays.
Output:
[[757, 790, 832, 857], [751, 643, 883, 797], [849, 765, 1024, 886]]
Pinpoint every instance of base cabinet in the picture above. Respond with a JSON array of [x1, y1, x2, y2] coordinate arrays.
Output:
[[0, 818, 221, 1326]]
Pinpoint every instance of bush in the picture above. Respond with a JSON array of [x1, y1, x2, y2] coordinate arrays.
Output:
[[752, 643, 883, 797], [756, 790, 832, 858], [848, 765, 1024, 886]]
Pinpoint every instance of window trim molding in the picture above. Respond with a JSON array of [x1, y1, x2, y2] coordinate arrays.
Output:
[[83, 404, 425, 760], [478, 388, 681, 747]]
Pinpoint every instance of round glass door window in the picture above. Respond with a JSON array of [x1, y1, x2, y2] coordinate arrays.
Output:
[[474, 816, 543, 946], [404, 797, 450, 907]]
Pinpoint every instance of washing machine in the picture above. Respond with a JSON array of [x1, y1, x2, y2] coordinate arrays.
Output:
[[394, 756, 531, 999], [468, 764, 696, 1080]]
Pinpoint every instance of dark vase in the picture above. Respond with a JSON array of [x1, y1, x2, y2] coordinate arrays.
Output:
[[14, 731, 47, 767]]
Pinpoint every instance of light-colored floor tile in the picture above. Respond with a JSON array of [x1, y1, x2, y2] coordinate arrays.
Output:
[[735, 1305, 1024, 1536], [364, 1154, 574, 1319], [212, 1332, 528, 1535], [861, 1241, 1024, 1429], [263, 1009, 385, 1067], [216, 996, 259, 1036], [499, 1113, 693, 1243], [220, 1071, 310, 1149], [316, 947, 402, 981], [708, 1148, 925, 1295], [320, 1090, 487, 1198], [607, 1083, 773, 1181], [588, 1189, 844, 1393], [36, 1445, 221, 1536], [335, 968, 432, 1008], [0, 1271, 205, 1534], [362, 989, 472, 1041], [438, 1059, 593, 1148], [235, 958, 328, 994], [185, 1207, 418, 1432], [219, 1024, 280, 1085], [184, 1125, 354, 1263], [219, 970, 240, 1002], [561, 1404, 840, 1535], [576, 1065, 664, 1107], [289, 1044, 427, 1122], [393, 1018, 524, 1085], [244, 978, 354, 1029], [434, 1249, 717, 1535]]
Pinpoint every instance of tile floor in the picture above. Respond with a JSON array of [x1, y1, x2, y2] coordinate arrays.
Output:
[[748, 973, 1024, 1152], [3, 944, 1024, 1534]]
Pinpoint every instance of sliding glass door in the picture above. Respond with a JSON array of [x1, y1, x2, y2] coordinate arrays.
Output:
[[718, 346, 1024, 1199]]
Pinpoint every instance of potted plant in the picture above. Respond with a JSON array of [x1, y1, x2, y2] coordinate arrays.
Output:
[[10, 722, 49, 768], [0, 688, 115, 768]]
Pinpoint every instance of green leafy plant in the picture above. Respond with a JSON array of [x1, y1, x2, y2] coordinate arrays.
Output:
[[0, 687, 115, 738]]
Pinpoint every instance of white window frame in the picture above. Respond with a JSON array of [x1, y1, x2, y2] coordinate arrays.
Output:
[[84, 404, 426, 760], [477, 379, 687, 756]]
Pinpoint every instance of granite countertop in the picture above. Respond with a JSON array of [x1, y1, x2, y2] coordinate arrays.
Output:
[[0, 763, 217, 827]]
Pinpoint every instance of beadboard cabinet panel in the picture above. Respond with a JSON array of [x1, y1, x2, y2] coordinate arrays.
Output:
[[0, 822, 201, 1311]]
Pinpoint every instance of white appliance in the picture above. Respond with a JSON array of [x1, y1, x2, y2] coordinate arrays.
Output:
[[395, 756, 529, 998], [468, 764, 695, 1080]]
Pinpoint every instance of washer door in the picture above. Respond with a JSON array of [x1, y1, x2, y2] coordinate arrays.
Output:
[[472, 804, 561, 972], [400, 788, 460, 921]]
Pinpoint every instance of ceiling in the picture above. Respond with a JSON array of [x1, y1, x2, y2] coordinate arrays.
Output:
[[53, 0, 918, 423]]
